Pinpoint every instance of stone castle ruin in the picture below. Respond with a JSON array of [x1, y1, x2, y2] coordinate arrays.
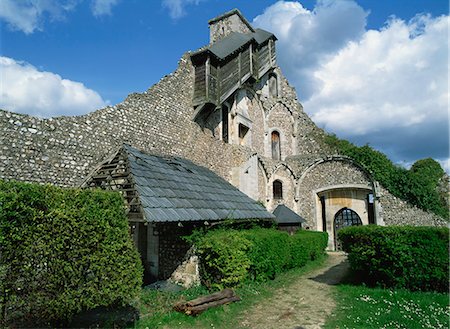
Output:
[[0, 10, 445, 281]]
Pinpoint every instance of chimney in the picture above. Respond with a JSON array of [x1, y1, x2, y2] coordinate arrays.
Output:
[[208, 9, 255, 44]]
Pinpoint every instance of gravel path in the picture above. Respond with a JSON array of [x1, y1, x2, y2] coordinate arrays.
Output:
[[238, 252, 349, 329]]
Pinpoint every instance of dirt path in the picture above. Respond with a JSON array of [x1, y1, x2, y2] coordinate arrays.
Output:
[[238, 252, 349, 329]]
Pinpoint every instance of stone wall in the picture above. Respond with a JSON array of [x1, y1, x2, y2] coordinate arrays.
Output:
[[296, 157, 373, 229], [246, 90, 265, 156], [0, 55, 251, 187], [156, 222, 199, 280], [265, 103, 295, 160], [378, 186, 448, 227], [267, 165, 296, 212], [209, 11, 253, 44]]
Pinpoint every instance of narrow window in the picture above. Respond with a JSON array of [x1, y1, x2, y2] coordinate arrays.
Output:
[[320, 196, 327, 232], [367, 193, 375, 224], [269, 73, 278, 97], [273, 180, 283, 199], [222, 105, 228, 143], [271, 131, 281, 160]]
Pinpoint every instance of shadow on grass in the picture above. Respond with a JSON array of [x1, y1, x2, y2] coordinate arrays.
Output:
[[68, 305, 140, 328]]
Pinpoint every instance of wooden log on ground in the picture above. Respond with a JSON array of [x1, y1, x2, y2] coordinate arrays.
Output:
[[173, 289, 240, 315]]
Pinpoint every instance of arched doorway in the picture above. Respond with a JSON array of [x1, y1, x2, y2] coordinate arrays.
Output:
[[334, 208, 362, 250]]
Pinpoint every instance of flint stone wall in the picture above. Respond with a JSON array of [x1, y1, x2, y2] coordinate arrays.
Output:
[[296, 158, 373, 229], [378, 186, 447, 227], [0, 55, 251, 187]]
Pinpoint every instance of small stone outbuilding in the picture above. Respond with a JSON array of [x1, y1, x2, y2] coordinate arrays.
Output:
[[82, 144, 274, 282]]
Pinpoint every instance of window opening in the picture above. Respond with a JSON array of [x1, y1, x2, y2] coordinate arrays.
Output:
[[320, 196, 326, 232], [269, 73, 278, 97], [239, 124, 249, 145], [222, 105, 229, 143], [273, 180, 283, 200], [367, 193, 375, 224], [271, 131, 281, 160]]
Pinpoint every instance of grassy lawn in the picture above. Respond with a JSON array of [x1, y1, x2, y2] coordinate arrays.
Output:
[[324, 285, 450, 329], [131, 255, 327, 329]]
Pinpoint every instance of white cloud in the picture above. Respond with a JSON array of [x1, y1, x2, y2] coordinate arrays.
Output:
[[162, 0, 202, 20], [0, 0, 118, 34], [306, 14, 448, 158], [0, 0, 77, 34], [253, 0, 368, 99], [254, 1, 449, 166], [437, 158, 450, 174], [0, 57, 107, 117], [91, 0, 119, 17]]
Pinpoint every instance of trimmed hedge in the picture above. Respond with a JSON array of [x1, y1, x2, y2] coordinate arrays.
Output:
[[338, 225, 449, 292], [0, 180, 143, 326], [194, 228, 328, 289]]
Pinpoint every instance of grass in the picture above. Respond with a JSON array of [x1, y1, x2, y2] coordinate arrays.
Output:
[[130, 254, 328, 329], [324, 285, 450, 329]]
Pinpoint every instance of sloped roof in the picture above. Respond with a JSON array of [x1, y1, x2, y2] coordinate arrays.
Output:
[[124, 145, 275, 223], [208, 32, 253, 60], [272, 204, 306, 224], [192, 28, 277, 62]]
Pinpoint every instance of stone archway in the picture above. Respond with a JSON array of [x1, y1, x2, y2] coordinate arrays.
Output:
[[315, 186, 372, 250], [333, 208, 362, 250]]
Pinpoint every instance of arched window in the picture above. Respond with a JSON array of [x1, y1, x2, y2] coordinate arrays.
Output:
[[269, 73, 278, 97], [334, 208, 362, 250], [271, 131, 281, 160], [273, 180, 283, 199]]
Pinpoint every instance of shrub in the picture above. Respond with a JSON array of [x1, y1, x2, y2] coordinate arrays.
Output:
[[338, 225, 449, 292], [194, 229, 252, 289], [241, 228, 291, 281], [194, 228, 328, 289], [289, 230, 329, 267], [0, 180, 143, 327]]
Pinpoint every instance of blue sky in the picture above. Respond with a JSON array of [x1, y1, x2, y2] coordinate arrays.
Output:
[[0, 0, 449, 171]]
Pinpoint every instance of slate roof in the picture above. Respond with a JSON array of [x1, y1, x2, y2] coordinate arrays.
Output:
[[124, 145, 275, 223], [272, 204, 306, 224], [192, 29, 277, 62]]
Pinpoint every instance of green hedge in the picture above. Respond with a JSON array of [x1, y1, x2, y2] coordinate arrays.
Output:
[[289, 230, 329, 267], [194, 228, 328, 289], [338, 225, 449, 292], [0, 180, 143, 327]]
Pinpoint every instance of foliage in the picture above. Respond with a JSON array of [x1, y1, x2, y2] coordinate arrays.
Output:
[[289, 230, 329, 267], [194, 228, 328, 289], [240, 228, 291, 281], [195, 229, 253, 289], [338, 225, 449, 292], [0, 180, 143, 327], [324, 134, 449, 219], [325, 285, 449, 329]]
